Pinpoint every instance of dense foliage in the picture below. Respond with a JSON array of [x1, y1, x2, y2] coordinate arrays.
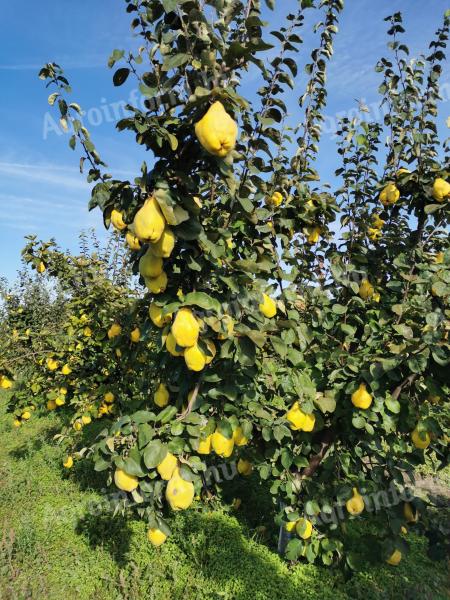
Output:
[[1, 0, 449, 570]]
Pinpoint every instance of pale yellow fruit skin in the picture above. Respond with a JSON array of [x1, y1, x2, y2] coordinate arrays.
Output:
[[47, 399, 57, 411], [165, 332, 184, 357], [211, 431, 234, 458], [386, 549, 402, 566], [306, 226, 321, 244], [296, 518, 313, 540], [403, 502, 419, 523], [172, 308, 200, 347], [432, 177, 450, 202], [380, 183, 400, 205], [130, 327, 141, 343], [165, 468, 195, 510], [61, 364, 72, 375], [147, 528, 167, 547], [197, 434, 212, 455], [195, 101, 238, 157], [114, 468, 138, 492], [285, 520, 297, 533], [346, 488, 365, 515], [150, 228, 175, 258], [21, 411, 31, 420], [157, 452, 177, 480], [145, 271, 168, 294], [111, 209, 127, 230], [233, 427, 248, 446], [154, 383, 170, 408], [204, 339, 216, 365], [359, 279, 374, 300], [286, 402, 316, 432], [237, 459, 252, 476], [411, 428, 430, 449], [108, 323, 122, 339], [149, 303, 171, 328], [63, 456, 74, 469], [83, 326, 92, 337], [55, 396, 65, 407], [259, 294, 277, 318], [351, 383, 373, 409], [47, 358, 59, 371], [104, 392, 115, 404], [139, 249, 163, 279], [184, 343, 206, 371], [125, 231, 141, 251], [133, 196, 166, 243], [37, 261, 46, 273], [267, 191, 283, 207], [0, 376, 13, 389]]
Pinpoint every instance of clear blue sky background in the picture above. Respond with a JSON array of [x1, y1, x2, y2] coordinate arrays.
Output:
[[0, 1, 449, 281]]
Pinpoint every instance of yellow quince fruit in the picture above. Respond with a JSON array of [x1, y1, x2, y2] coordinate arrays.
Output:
[[21, 411, 31, 420], [83, 326, 92, 337], [237, 459, 252, 476], [184, 343, 207, 371], [411, 427, 430, 449], [233, 426, 248, 446], [346, 487, 365, 515], [351, 383, 372, 409], [125, 230, 141, 251], [107, 323, 122, 339], [61, 364, 72, 376], [133, 196, 166, 243], [111, 209, 127, 231], [285, 402, 315, 432], [37, 261, 46, 273], [47, 358, 59, 371], [104, 392, 115, 404], [47, 399, 57, 411], [305, 226, 321, 244], [139, 249, 163, 279], [0, 375, 13, 389], [130, 327, 141, 343], [371, 213, 385, 229], [267, 191, 283, 207], [172, 308, 200, 347], [154, 383, 170, 408], [165, 332, 184, 357], [114, 468, 138, 492], [147, 527, 167, 547], [150, 228, 175, 258], [63, 455, 74, 469], [380, 182, 400, 205], [157, 452, 178, 480], [145, 271, 168, 294], [359, 279, 374, 300], [296, 518, 313, 540], [165, 467, 195, 510], [195, 101, 238, 157], [403, 502, 419, 523], [259, 293, 277, 318], [55, 396, 65, 407], [149, 303, 172, 328], [211, 430, 234, 458], [368, 227, 382, 242], [197, 434, 212, 455], [432, 177, 450, 202], [386, 549, 402, 566]]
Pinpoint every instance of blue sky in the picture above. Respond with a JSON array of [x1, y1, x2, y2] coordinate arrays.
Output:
[[1, 0, 449, 281]]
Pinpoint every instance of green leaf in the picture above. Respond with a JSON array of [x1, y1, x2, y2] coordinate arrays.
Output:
[[352, 415, 366, 429], [138, 423, 154, 449], [162, 53, 190, 72], [143, 440, 167, 469], [183, 292, 222, 314], [113, 68, 131, 87], [332, 304, 347, 315], [385, 397, 401, 414]]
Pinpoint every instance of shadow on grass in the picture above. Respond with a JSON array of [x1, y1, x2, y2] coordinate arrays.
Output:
[[9, 424, 61, 460], [76, 510, 133, 568]]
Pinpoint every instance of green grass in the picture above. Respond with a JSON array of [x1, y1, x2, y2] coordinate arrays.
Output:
[[0, 394, 448, 600]]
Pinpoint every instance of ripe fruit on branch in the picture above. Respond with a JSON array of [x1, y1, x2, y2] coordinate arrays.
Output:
[[165, 332, 184, 356], [125, 231, 141, 251], [114, 468, 138, 492], [351, 383, 373, 409], [386, 549, 402, 566], [165, 468, 194, 510], [358, 279, 374, 300], [346, 488, 365, 515], [154, 383, 170, 408], [259, 293, 277, 318], [149, 228, 175, 258], [107, 323, 122, 339], [267, 191, 283, 207], [147, 528, 167, 547], [411, 427, 430, 449], [432, 177, 450, 202], [172, 308, 200, 347], [111, 209, 127, 231], [157, 452, 177, 480], [296, 518, 313, 540], [149, 303, 172, 328], [380, 182, 400, 205], [145, 271, 168, 294], [133, 196, 166, 243], [285, 402, 315, 432], [139, 249, 163, 279], [237, 459, 253, 476], [184, 343, 207, 371], [212, 430, 234, 457], [195, 101, 238, 157]]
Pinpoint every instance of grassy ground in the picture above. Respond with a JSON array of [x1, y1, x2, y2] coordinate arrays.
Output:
[[0, 393, 448, 600]]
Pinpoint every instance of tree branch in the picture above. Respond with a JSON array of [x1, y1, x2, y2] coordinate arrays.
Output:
[[300, 428, 335, 479]]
